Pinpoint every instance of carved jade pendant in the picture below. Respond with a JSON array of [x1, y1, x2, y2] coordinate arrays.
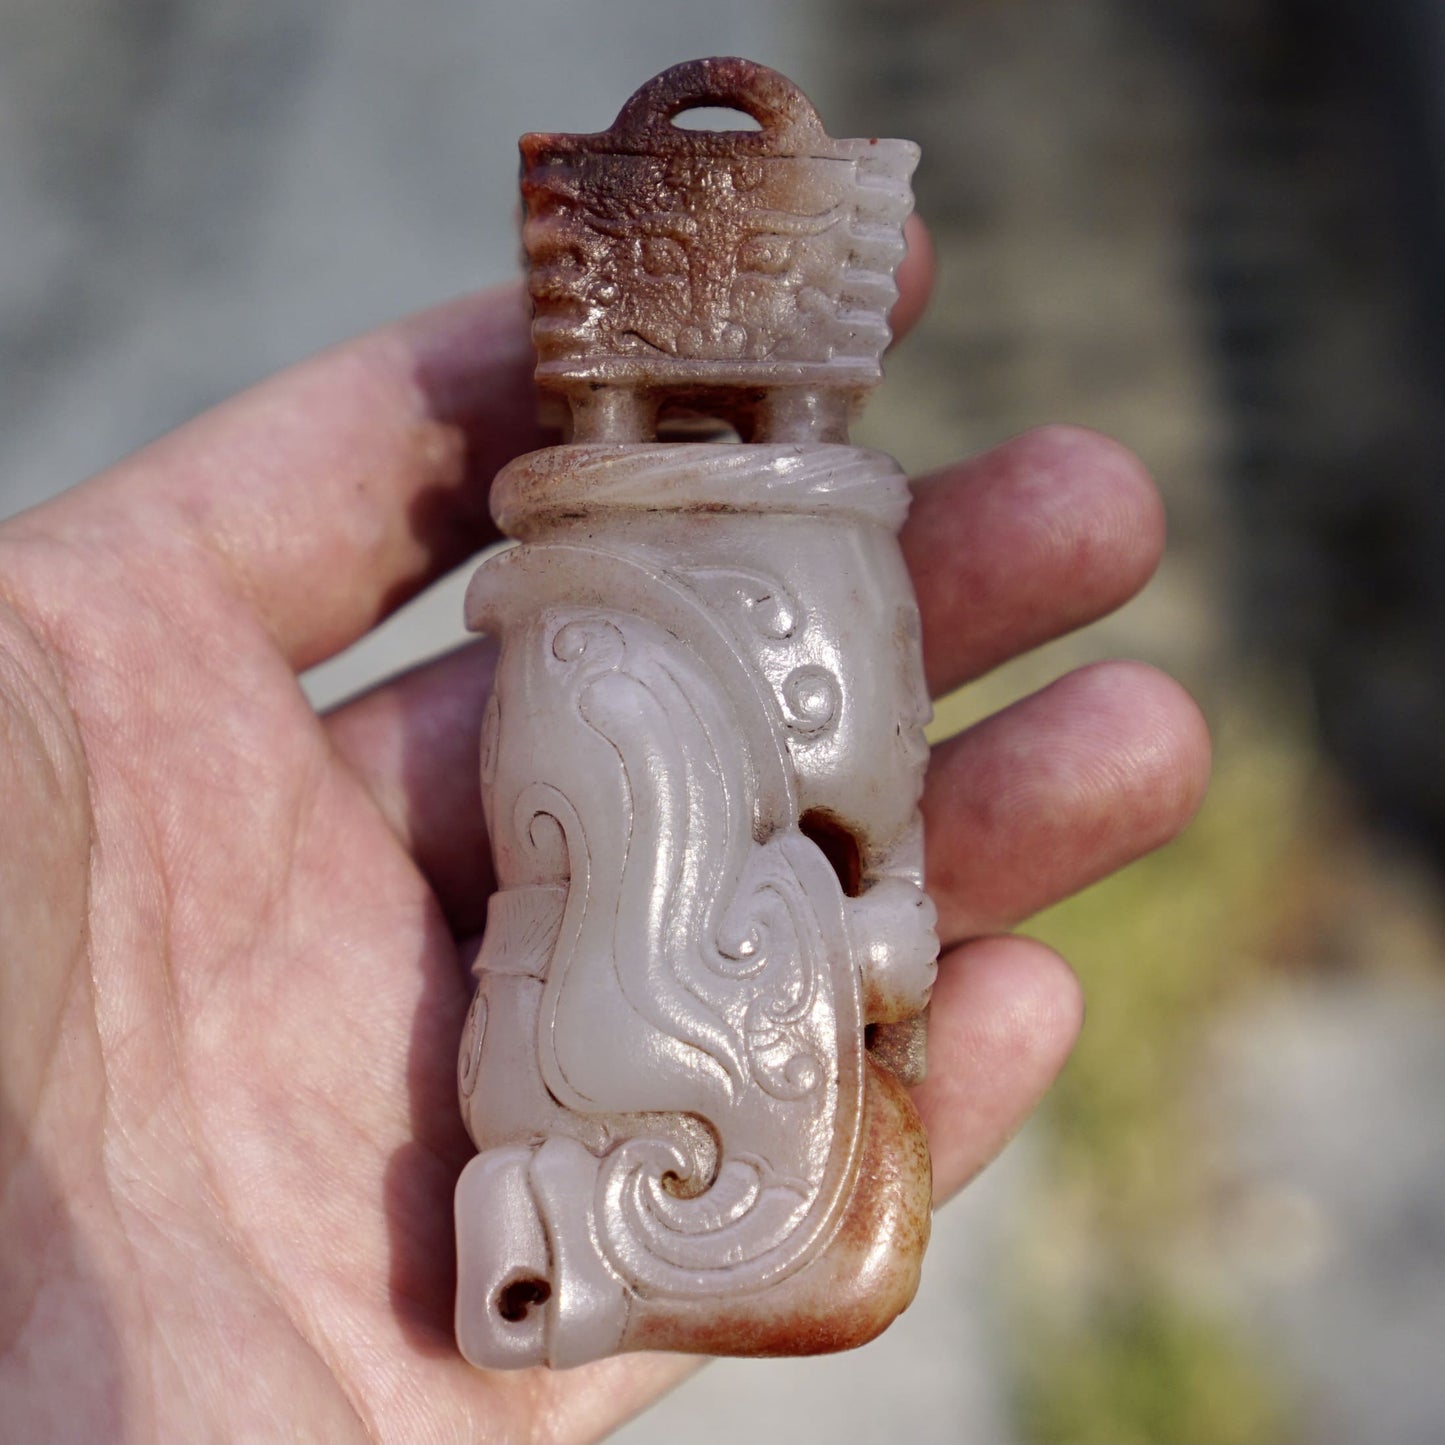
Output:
[[454, 58, 937, 1368]]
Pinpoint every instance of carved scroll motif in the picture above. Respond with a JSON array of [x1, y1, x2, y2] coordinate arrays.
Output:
[[454, 61, 935, 1368]]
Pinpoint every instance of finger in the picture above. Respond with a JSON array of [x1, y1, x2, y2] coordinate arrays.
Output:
[[12, 285, 542, 672], [891, 213, 935, 344], [327, 639, 498, 936], [904, 425, 1165, 697], [914, 934, 1084, 1200], [923, 660, 1210, 944]]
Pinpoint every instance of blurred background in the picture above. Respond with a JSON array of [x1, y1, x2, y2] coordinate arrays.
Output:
[[3, 1, 1444, 1440]]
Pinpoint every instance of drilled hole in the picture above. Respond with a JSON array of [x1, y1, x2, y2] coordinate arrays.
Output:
[[495, 1275, 551, 1323], [671, 105, 762, 132], [799, 809, 865, 898]]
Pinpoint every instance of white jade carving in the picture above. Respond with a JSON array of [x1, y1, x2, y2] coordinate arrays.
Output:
[[455, 58, 937, 1368]]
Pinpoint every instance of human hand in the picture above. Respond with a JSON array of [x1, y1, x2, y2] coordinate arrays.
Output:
[[0, 233, 1209, 1442]]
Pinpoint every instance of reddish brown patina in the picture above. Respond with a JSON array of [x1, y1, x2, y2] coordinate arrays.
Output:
[[519, 57, 914, 443]]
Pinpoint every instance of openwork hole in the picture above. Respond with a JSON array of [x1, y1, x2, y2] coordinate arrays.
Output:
[[655, 401, 745, 444], [671, 105, 762, 132], [495, 1275, 552, 1323], [799, 809, 865, 898]]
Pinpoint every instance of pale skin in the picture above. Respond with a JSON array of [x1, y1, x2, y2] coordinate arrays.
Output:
[[0, 226, 1210, 1443]]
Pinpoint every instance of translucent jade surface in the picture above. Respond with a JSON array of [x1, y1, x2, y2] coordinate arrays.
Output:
[[454, 57, 937, 1369]]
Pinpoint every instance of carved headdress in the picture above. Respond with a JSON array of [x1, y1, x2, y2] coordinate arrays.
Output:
[[520, 57, 919, 440]]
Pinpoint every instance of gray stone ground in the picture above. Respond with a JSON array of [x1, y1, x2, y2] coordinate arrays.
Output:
[[4, 2, 1445, 1442]]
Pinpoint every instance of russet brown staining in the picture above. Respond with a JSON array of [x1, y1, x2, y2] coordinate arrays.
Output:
[[865, 1018, 931, 1086], [519, 56, 914, 444], [629, 1068, 932, 1357]]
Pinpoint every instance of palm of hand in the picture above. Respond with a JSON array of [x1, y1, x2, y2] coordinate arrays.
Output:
[[0, 531, 557, 1441], [0, 273, 1207, 1443]]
